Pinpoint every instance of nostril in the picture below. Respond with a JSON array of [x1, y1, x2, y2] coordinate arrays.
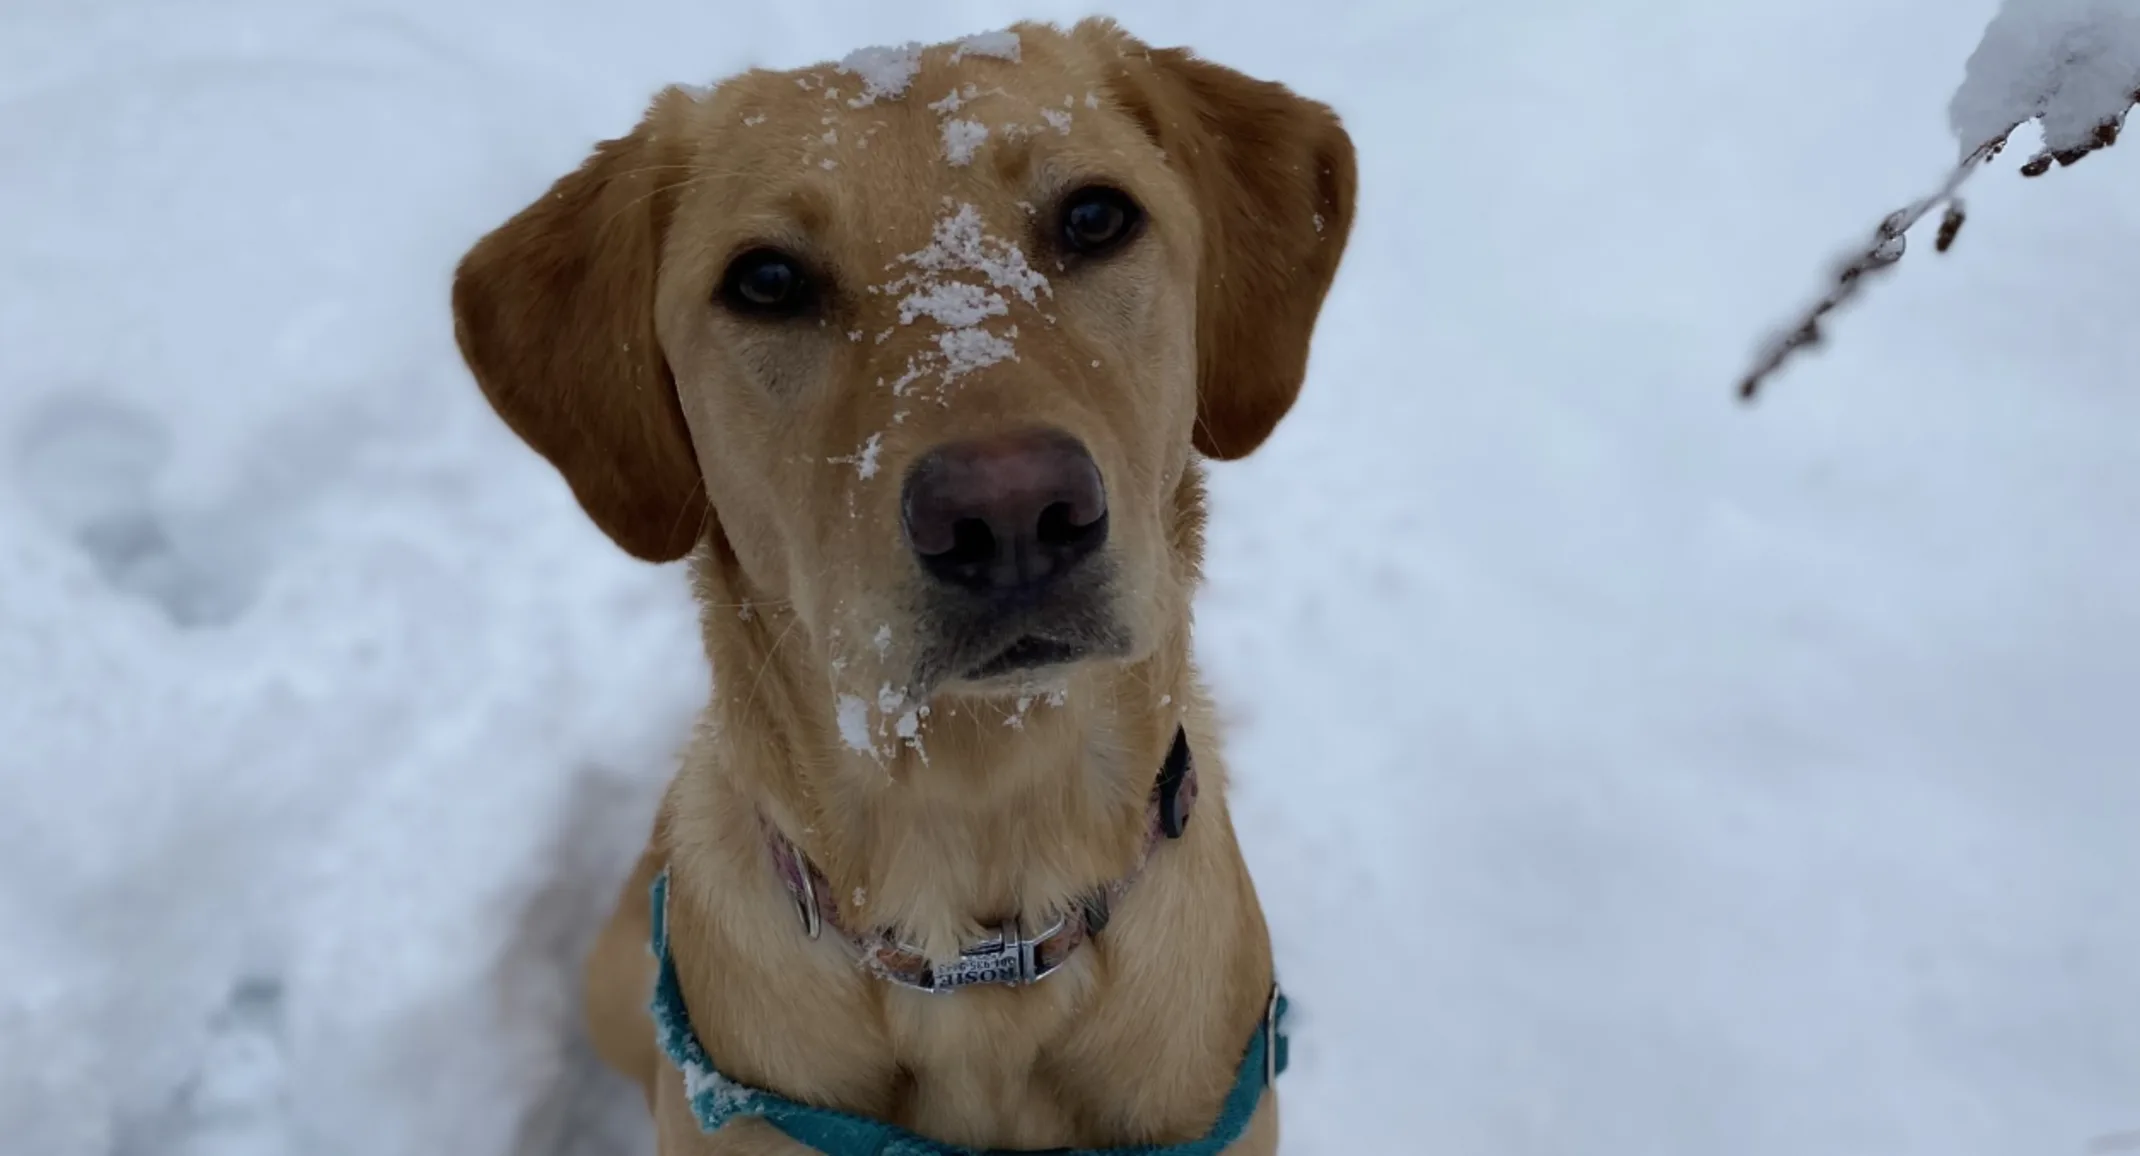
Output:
[[1035, 501, 1106, 552], [908, 515, 1003, 589]]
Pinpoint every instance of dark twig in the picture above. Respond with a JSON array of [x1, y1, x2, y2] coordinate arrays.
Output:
[[1738, 82, 2138, 403], [1738, 142, 1996, 402]]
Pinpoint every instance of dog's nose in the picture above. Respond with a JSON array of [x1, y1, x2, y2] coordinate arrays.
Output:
[[902, 429, 1108, 595]]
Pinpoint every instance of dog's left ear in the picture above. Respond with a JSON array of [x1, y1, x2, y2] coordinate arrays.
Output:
[[1094, 23, 1359, 460]]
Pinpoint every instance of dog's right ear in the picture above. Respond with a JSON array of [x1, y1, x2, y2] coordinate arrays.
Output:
[[451, 93, 709, 563]]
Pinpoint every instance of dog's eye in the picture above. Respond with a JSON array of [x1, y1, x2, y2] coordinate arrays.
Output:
[[1058, 187, 1143, 256], [720, 248, 813, 316]]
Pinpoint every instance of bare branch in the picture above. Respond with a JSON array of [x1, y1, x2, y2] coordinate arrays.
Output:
[[1738, 0, 2139, 403], [1737, 142, 1998, 402]]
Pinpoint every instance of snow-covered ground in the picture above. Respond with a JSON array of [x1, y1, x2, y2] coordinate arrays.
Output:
[[3, 0, 2136, 1153]]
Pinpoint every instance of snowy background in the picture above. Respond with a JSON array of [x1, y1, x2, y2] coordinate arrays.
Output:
[[3, 0, 2136, 1153]]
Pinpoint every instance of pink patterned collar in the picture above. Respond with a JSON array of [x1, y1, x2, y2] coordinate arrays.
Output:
[[761, 725, 1198, 993]]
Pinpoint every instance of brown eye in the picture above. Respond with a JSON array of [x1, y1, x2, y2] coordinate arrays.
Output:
[[1058, 187, 1143, 256], [720, 248, 814, 316]]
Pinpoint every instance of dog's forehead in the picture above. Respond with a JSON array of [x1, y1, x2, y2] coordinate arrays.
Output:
[[781, 27, 1100, 131], [679, 28, 1135, 243]]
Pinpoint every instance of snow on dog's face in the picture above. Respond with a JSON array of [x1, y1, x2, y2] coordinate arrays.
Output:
[[452, 18, 1354, 712]]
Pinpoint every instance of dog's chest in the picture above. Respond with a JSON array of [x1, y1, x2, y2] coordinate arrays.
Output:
[[881, 994, 1096, 1145]]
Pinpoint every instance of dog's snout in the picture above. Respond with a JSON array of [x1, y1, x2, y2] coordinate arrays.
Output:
[[902, 429, 1109, 596]]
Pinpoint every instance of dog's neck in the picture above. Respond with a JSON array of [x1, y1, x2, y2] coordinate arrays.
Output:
[[685, 547, 1200, 962]]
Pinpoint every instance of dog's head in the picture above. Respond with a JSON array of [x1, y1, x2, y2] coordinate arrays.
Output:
[[453, 19, 1354, 714]]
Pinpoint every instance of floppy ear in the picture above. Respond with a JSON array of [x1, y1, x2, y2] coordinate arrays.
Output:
[[1101, 30, 1358, 460], [450, 94, 709, 562]]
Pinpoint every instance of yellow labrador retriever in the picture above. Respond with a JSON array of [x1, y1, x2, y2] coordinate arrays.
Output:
[[452, 18, 1354, 1154]]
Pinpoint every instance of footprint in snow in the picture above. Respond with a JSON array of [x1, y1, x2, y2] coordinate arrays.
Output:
[[11, 390, 255, 628], [113, 976, 291, 1156]]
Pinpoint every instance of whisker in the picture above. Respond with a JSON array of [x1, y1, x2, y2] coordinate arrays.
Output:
[[743, 608, 804, 716]]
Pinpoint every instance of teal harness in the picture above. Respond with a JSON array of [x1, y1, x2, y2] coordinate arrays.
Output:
[[648, 869, 1289, 1155]]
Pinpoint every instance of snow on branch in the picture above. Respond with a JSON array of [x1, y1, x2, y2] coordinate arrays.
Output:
[[1738, 0, 2140, 402]]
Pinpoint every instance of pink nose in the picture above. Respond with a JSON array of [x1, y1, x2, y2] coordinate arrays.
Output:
[[900, 428, 1108, 596]]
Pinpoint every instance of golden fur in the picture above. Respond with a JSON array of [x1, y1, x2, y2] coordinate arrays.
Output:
[[452, 18, 1355, 1153]]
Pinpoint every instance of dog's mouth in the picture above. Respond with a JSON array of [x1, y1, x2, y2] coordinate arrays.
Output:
[[915, 620, 1133, 697], [962, 635, 1090, 682], [906, 562, 1135, 696]]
